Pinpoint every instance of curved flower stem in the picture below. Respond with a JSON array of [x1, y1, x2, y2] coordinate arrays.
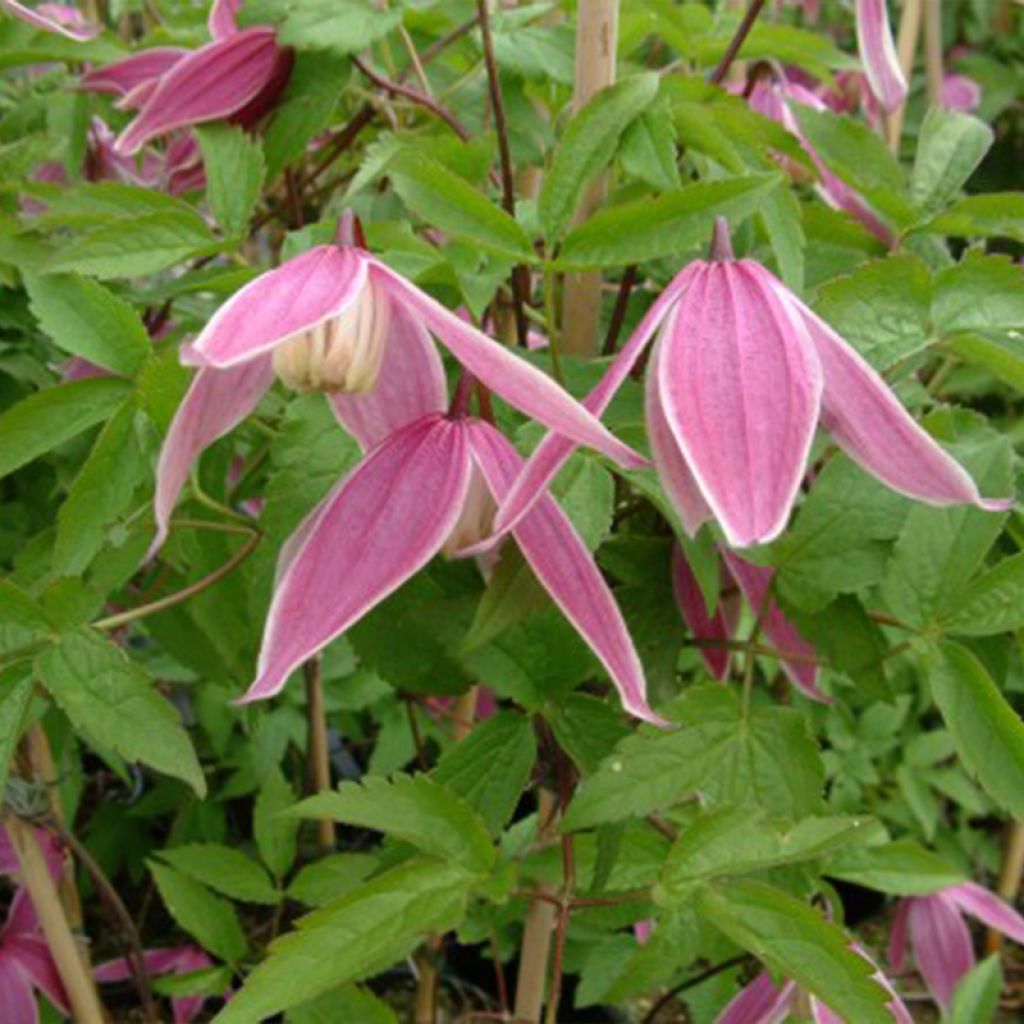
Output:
[[303, 657, 336, 854], [92, 527, 261, 632], [2, 815, 106, 1024], [709, 0, 768, 87]]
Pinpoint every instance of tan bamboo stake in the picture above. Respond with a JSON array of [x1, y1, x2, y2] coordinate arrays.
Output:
[[922, 0, 944, 107], [886, 0, 924, 152], [986, 822, 1024, 954], [303, 658, 336, 854], [513, 789, 559, 1022], [560, 0, 619, 357], [3, 816, 106, 1024]]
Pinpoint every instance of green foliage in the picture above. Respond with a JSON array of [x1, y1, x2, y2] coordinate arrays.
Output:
[[195, 125, 266, 238]]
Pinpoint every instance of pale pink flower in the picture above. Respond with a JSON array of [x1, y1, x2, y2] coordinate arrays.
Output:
[[941, 73, 983, 112]]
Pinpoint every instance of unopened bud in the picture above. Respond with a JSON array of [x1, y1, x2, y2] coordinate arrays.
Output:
[[273, 275, 390, 394]]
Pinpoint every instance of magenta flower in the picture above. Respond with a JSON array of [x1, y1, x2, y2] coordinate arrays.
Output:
[[717, 945, 911, 1024], [942, 72, 983, 112], [1, 1, 96, 39], [855, 0, 907, 113], [81, 0, 293, 155], [671, 543, 824, 701], [95, 946, 219, 1023], [889, 882, 1024, 1010], [244, 329, 657, 722], [486, 220, 1011, 551]]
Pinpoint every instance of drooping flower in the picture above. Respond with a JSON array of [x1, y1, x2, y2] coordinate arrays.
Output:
[[717, 945, 911, 1023], [854, 0, 907, 113], [889, 882, 1024, 1010], [236, 315, 659, 722], [485, 219, 1011, 551], [1, 0, 97, 40], [941, 72, 983, 112], [747, 74, 895, 245], [671, 543, 824, 701], [95, 945, 221, 1023], [151, 234, 644, 554], [81, 0, 293, 155]]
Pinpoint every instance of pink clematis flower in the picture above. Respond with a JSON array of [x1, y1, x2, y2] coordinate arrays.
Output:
[[242, 338, 659, 721], [718, 945, 911, 1024], [889, 882, 1024, 1010], [854, 0, 907, 113], [671, 543, 823, 701], [0, 886, 70, 1023], [1, 0, 97, 39], [95, 945, 220, 1023], [941, 72, 982, 112], [484, 220, 1011, 551], [81, 0, 293, 155]]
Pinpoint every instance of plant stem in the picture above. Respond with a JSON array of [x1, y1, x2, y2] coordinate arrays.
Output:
[[640, 955, 749, 1024], [561, 0, 619, 357], [709, 0, 768, 87], [922, 0, 944, 107], [887, 0, 923, 152], [602, 264, 639, 355], [2, 816, 106, 1024], [477, 0, 530, 348], [986, 821, 1024, 954], [303, 657, 336, 854]]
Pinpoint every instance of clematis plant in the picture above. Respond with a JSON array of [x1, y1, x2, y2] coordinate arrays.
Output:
[[671, 543, 823, 701], [888, 882, 1024, 1010], [853, 0, 907, 113], [485, 219, 1011, 551], [80, 0, 293, 155]]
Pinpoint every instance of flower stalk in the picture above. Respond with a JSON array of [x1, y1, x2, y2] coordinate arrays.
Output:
[[303, 657, 336, 854]]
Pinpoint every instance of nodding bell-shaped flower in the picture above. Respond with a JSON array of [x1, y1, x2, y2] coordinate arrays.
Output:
[[889, 882, 1024, 1010], [716, 944, 911, 1024], [239, 326, 661, 724], [482, 219, 1012, 552], [81, 0, 293, 155], [854, 0, 907, 114], [671, 543, 824, 701], [150, 224, 645, 557]]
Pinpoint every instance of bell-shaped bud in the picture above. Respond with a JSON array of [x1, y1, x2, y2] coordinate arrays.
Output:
[[442, 465, 496, 557], [272, 274, 391, 394]]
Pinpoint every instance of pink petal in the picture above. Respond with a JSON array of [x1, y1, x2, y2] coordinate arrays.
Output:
[[329, 299, 447, 451], [633, 919, 654, 945], [646, 325, 715, 537], [96, 947, 212, 1023], [888, 899, 911, 972], [465, 420, 664, 726], [908, 894, 975, 1010], [671, 543, 733, 680], [855, 0, 907, 113], [115, 29, 281, 154], [715, 972, 795, 1024], [851, 940, 914, 1024], [2, 0, 96, 39], [187, 247, 367, 369], [9, 936, 68, 1014], [208, 0, 241, 40], [658, 262, 823, 548], [947, 882, 1024, 945], [152, 358, 274, 555], [722, 551, 827, 702], [0, 958, 38, 1024], [373, 261, 648, 473], [941, 73, 982, 112], [81, 48, 187, 98], [245, 416, 473, 701], [775, 284, 1014, 513], [487, 267, 699, 543]]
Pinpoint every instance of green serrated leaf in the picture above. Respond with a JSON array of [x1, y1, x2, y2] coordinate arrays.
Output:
[[0, 667, 33, 795], [827, 839, 966, 895], [278, 0, 402, 54], [910, 108, 993, 217], [943, 551, 1024, 636], [254, 766, 299, 880], [949, 955, 1002, 1024], [157, 844, 280, 905], [922, 192, 1024, 242], [196, 124, 265, 238]]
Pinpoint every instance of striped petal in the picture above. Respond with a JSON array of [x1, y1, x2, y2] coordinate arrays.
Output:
[[715, 972, 795, 1024], [774, 281, 1014, 513], [947, 882, 1024, 945], [244, 416, 473, 701], [671, 543, 734, 680], [115, 28, 281, 154], [0, 958, 37, 1024], [375, 260, 648, 473], [329, 298, 447, 451], [657, 262, 823, 548], [186, 246, 367, 369], [908, 894, 975, 1010], [81, 49, 187, 98], [856, 0, 907, 113], [2, 0, 96, 39], [466, 420, 664, 726], [208, 0, 241, 40], [722, 551, 826, 702], [151, 358, 273, 554]]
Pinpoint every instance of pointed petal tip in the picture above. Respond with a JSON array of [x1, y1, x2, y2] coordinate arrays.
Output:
[[980, 495, 1015, 513]]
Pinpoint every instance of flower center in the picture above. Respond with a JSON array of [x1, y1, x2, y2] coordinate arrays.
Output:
[[442, 467, 496, 557], [272, 276, 390, 394]]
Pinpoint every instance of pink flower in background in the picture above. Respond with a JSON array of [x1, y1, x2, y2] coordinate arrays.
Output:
[[95, 946, 220, 1023], [1, 0, 96, 39], [81, 0, 293, 155], [717, 946, 911, 1023], [941, 73, 982, 112], [671, 544, 824, 701], [483, 219, 1011, 552], [889, 882, 1024, 1009]]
